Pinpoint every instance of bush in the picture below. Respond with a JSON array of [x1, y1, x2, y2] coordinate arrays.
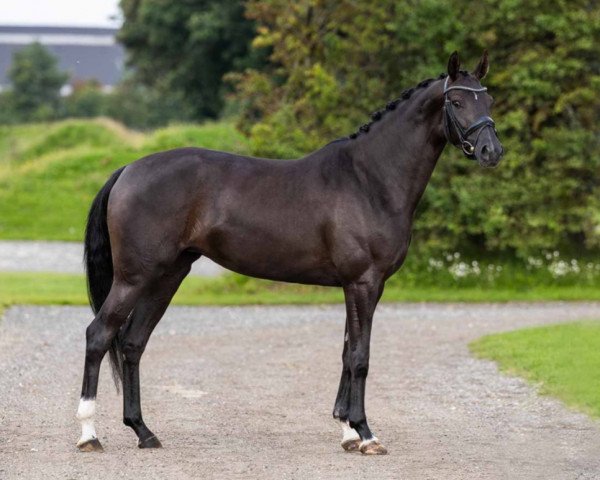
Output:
[[390, 250, 600, 289], [104, 81, 194, 130], [65, 82, 107, 118], [233, 0, 600, 257]]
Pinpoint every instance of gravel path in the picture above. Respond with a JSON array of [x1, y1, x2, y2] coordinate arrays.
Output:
[[1, 302, 599, 479], [0, 240, 225, 276]]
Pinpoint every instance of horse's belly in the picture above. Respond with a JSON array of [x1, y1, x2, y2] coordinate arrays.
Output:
[[206, 250, 340, 286], [196, 227, 340, 286]]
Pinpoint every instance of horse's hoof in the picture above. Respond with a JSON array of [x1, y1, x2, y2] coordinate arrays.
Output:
[[77, 438, 104, 453], [138, 435, 162, 449], [341, 438, 361, 452], [360, 439, 388, 455]]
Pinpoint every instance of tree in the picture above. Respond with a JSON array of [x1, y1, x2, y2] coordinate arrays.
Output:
[[118, 0, 265, 121], [8, 42, 68, 121], [233, 0, 600, 255]]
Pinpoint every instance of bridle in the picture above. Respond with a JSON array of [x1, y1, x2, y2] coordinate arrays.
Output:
[[443, 76, 496, 159]]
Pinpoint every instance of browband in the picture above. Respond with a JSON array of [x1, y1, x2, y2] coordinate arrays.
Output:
[[443, 76, 488, 94]]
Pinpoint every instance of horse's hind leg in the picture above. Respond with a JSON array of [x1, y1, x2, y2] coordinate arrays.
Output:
[[120, 253, 197, 448], [77, 279, 147, 452]]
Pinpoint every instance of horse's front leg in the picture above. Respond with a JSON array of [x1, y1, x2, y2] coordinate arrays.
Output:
[[341, 278, 387, 455], [333, 318, 361, 451]]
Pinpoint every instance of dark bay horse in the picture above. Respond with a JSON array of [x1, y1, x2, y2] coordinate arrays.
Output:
[[76, 51, 503, 455]]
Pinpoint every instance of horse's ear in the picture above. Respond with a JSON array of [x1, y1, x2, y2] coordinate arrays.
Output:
[[447, 51, 460, 81], [472, 49, 489, 80]]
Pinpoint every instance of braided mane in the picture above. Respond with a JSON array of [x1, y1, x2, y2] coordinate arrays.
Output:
[[348, 71, 470, 139]]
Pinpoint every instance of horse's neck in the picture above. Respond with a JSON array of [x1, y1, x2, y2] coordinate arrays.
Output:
[[347, 84, 447, 216]]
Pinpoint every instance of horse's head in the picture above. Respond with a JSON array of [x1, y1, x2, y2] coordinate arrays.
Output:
[[443, 50, 503, 168]]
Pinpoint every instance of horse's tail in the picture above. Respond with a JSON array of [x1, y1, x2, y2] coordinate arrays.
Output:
[[84, 166, 126, 391]]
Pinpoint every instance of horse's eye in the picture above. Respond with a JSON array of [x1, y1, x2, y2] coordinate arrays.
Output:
[[452, 100, 461, 108]]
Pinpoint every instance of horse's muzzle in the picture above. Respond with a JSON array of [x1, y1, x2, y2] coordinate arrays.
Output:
[[475, 130, 504, 168]]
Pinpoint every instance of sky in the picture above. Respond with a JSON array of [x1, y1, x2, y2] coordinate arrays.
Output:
[[0, 0, 121, 27]]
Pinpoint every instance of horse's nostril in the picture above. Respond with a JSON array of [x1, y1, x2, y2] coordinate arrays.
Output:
[[480, 144, 491, 160]]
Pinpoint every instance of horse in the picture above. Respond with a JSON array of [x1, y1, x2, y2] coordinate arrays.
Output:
[[76, 51, 503, 455]]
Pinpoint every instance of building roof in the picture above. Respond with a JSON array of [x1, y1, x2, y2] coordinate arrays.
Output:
[[0, 25, 125, 87]]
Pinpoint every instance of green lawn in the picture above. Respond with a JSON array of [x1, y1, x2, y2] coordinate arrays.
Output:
[[1, 272, 599, 317], [470, 321, 600, 418]]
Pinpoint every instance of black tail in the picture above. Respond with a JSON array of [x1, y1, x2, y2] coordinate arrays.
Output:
[[84, 166, 126, 391]]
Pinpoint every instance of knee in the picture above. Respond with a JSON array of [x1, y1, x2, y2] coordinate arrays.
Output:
[[121, 340, 144, 364]]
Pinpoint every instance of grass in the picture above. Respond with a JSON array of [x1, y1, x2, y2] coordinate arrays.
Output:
[[1, 272, 599, 317], [470, 321, 600, 418], [0, 118, 249, 240]]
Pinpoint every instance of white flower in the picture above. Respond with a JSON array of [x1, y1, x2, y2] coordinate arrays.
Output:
[[527, 256, 543, 268], [448, 261, 481, 279], [428, 258, 443, 270], [548, 260, 569, 277], [449, 262, 469, 278]]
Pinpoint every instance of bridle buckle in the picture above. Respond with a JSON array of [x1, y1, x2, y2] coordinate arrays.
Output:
[[462, 141, 475, 156]]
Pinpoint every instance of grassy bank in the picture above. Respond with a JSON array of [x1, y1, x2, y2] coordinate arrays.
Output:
[[0, 119, 249, 240], [1, 272, 599, 315], [470, 321, 600, 418]]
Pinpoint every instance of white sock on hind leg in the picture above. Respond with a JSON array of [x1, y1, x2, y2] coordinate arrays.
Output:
[[76, 398, 97, 445]]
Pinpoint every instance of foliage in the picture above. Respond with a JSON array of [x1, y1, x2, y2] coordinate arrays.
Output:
[[58, 79, 195, 129], [118, 0, 266, 121], [0, 119, 249, 240], [1, 55, 192, 130], [470, 321, 600, 418], [390, 250, 600, 289], [103, 80, 195, 129], [6, 43, 68, 122], [64, 81, 107, 118], [234, 0, 600, 256], [0, 91, 18, 125]]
